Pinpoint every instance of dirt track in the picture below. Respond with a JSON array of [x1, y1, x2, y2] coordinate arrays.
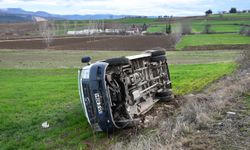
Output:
[[0, 35, 174, 51]]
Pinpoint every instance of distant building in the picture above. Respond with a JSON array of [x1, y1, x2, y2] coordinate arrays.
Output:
[[67, 28, 123, 35]]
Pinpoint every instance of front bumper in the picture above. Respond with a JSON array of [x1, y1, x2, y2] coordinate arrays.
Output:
[[78, 62, 118, 132]]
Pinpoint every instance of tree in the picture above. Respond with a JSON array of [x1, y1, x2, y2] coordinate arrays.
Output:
[[229, 8, 237, 13], [205, 9, 213, 16], [142, 23, 147, 31], [203, 24, 213, 34], [166, 23, 171, 34], [38, 21, 55, 48]]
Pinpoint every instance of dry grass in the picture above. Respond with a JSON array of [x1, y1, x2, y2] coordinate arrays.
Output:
[[237, 50, 250, 70], [110, 50, 250, 150]]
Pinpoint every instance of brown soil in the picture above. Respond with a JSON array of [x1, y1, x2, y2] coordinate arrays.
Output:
[[0, 22, 38, 39], [0, 35, 174, 51]]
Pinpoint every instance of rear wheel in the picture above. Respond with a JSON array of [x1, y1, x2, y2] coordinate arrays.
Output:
[[150, 55, 166, 62], [145, 49, 166, 56], [104, 57, 130, 66]]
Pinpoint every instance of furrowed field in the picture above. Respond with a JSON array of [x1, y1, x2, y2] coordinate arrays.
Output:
[[0, 50, 238, 149]]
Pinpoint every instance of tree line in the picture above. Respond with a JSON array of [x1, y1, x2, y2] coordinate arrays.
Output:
[[205, 7, 250, 16]]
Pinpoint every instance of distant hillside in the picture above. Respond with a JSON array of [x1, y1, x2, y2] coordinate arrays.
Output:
[[0, 13, 33, 23], [0, 8, 153, 23]]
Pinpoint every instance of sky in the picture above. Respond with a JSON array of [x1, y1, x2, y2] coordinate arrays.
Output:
[[0, 0, 250, 16]]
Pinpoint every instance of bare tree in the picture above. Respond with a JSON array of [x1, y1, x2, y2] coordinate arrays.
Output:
[[38, 21, 55, 48], [180, 22, 192, 35], [74, 20, 78, 35], [63, 21, 68, 35]]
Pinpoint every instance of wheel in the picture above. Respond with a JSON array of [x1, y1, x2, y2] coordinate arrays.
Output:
[[104, 57, 130, 66], [145, 49, 166, 56], [155, 90, 173, 102], [150, 55, 166, 62]]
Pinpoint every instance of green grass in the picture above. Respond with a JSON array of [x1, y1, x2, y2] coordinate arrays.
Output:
[[0, 69, 105, 149], [176, 34, 250, 49], [0, 62, 236, 149], [211, 25, 242, 33], [190, 13, 250, 33], [170, 63, 236, 94], [191, 23, 242, 33], [147, 24, 166, 33], [209, 13, 250, 19]]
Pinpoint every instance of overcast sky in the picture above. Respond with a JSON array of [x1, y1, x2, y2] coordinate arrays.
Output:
[[0, 0, 249, 16]]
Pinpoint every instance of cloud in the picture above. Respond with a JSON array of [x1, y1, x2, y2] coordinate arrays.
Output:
[[0, 0, 249, 16]]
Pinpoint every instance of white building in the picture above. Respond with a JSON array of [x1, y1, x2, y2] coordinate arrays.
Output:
[[67, 28, 124, 35]]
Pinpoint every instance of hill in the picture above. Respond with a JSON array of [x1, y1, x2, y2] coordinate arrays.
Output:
[[0, 8, 154, 23]]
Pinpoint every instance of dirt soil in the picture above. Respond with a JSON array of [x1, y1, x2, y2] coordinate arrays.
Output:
[[108, 51, 250, 150], [0, 22, 38, 39], [0, 35, 174, 51]]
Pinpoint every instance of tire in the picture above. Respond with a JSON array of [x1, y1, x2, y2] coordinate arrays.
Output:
[[104, 57, 130, 66], [155, 90, 173, 102], [150, 55, 166, 62], [145, 49, 166, 56]]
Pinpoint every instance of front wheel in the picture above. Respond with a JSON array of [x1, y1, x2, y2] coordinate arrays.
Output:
[[155, 90, 173, 102]]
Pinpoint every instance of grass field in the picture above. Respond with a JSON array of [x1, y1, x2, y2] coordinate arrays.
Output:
[[170, 63, 235, 94], [191, 20, 250, 33], [147, 24, 166, 33], [208, 13, 250, 19], [191, 23, 242, 33], [0, 69, 96, 149], [0, 62, 236, 149], [148, 13, 250, 33], [0, 50, 240, 68], [0, 49, 239, 149], [46, 13, 250, 36], [176, 34, 250, 49]]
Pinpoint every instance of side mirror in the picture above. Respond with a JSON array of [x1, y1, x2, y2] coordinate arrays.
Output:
[[81, 56, 91, 63]]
